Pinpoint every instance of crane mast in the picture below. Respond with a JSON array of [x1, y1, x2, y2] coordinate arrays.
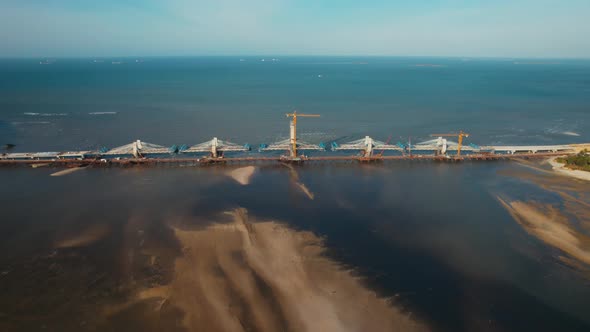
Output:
[[430, 131, 470, 156], [285, 111, 320, 158]]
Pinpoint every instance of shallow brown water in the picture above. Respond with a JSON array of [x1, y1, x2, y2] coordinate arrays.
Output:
[[1, 163, 589, 332]]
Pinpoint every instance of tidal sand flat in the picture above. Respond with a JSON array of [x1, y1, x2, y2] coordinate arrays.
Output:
[[294, 182, 315, 200], [227, 166, 257, 185], [498, 163, 590, 272], [55, 223, 110, 249], [497, 198, 590, 266], [50, 167, 86, 177], [124, 208, 426, 332], [283, 163, 315, 200]]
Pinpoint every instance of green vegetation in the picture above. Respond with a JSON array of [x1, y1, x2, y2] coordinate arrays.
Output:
[[556, 149, 590, 172]]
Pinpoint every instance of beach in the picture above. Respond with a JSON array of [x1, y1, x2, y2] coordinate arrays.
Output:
[[548, 157, 590, 182]]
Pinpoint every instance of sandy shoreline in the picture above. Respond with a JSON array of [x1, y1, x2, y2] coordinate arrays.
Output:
[[547, 157, 590, 182]]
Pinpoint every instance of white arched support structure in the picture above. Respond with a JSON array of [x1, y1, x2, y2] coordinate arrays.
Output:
[[334, 136, 403, 157], [181, 137, 248, 158], [103, 140, 169, 158]]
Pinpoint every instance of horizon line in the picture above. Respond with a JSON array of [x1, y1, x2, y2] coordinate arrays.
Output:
[[1, 54, 590, 61]]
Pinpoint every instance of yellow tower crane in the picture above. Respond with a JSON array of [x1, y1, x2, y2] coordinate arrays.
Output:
[[286, 111, 320, 158], [430, 131, 470, 156]]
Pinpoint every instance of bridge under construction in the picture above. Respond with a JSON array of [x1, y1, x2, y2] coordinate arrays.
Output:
[[1, 111, 588, 167]]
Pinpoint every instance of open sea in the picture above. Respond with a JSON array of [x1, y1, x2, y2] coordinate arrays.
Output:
[[1, 57, 589, 332]]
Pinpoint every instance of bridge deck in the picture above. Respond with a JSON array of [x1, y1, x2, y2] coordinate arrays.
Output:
[[0, 151, 569, 167]]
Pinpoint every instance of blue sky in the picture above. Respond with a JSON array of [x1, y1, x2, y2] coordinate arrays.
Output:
[[1, 0, 589, 58]]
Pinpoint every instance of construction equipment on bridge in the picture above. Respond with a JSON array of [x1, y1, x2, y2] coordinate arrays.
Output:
[[260, 111, 323, 159], [0, 116, 583, 164], [430, 131, 470, 156], [334, 136, 403, 157], [286, 111, 320, 158], [396, 142, 407, 156], [377, 136, 392, 157], [260, 139, 324, 158]]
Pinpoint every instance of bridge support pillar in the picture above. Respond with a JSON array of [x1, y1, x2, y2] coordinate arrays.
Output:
[[436, 137, 448, 155], [364, 136, 374, 157], [289, 120, 296, 158], [132, 140, 143, 158], [211, 137, 219, 158]]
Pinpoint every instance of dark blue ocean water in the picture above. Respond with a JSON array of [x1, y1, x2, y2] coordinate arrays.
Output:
[[1, 57, 589, 151], [1, 57, 589, 332]]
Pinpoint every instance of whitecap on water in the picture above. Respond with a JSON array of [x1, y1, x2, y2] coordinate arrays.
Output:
[[11, 121, 51, 125], [89, 112, 117, 115], [23, 112, 67, 116], [562, 131, 581, 137]]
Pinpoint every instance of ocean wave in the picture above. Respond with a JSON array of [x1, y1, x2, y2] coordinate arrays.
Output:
[[12, 121, 51, 125], [294, 62, 368, 65], [490, 134, 519, 138], [545, 128, 581, 137], [412, 64, 447, 67], [23, 112, 67, 116], [88, 112, 117, 115], [299, 132, 328, 137], [561, 131, 581, 137]]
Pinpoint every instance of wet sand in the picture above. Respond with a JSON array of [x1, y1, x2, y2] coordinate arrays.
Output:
[[126, 208, 426, 332], [283, 163, 315, 200], [50, 167, 86, 177], [294, 181, 315, 200], [31, 163, 48, 168], [227, 166, 256, 185], [500, 163, 590, 234], [55, 223, 110, 248], [497, 198, 590, 266], [497, 163, 590, 279]]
